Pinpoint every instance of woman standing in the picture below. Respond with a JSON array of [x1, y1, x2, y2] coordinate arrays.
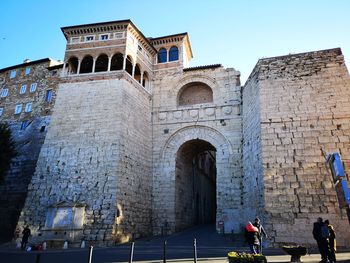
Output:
[[245, 222, 260, 254]]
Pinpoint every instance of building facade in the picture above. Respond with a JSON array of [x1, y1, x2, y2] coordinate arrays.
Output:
[[1, 20, 349, 247], [0, 58, 62, 240]]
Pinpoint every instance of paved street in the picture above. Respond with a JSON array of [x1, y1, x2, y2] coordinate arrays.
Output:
[[1, 225, 349, 263]]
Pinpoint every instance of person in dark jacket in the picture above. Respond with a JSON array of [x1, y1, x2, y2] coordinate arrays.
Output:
[[312, 217, 328, 262], [21, 226, 31, 250], [253, 217, 268, 252], [245, 222, 260, 254], [325, 220, 336, 263]]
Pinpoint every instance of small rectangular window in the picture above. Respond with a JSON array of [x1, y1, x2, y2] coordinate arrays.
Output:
[[114, 32, 123, 39], [71, 37, 80, 43], [25, 102, 32, 112], [25, 67, 31, 75], [20, 85, 27, 94], [100, 34, 109, 40], [15, 104, 22, 114], [40, 126, 46, 132], [10, 70, 16, 79], [0, 88, 9, 98], [0, 107, 3, 116], [30, 83, 37, 93], [21, 120, 30, 130], [85, 35, 94, 42], [45, 89, 53, 102]]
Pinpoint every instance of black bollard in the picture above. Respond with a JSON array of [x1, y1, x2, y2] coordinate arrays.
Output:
[[35, 254, 41, 263], [129, 242, 135, 263], [87, 245, 93, 263], [163, 240, 167, 263], [193, 238, 197, 263]]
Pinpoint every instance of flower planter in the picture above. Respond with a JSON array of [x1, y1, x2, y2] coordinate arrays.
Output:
[[282, 246, 308, 262], [228, 252, 267, 263]]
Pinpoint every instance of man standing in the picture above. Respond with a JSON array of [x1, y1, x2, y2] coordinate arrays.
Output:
[[21, 226, 31, 250], [253, 218, 267, 253], [325, 220, 336, 263], [312, 217, 328, 262]]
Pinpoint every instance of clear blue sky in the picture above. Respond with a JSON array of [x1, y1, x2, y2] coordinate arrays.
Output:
[[0, 0, 349, 83]]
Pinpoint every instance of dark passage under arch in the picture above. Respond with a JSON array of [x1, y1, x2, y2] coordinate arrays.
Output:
[[175, 139, 217, 232]]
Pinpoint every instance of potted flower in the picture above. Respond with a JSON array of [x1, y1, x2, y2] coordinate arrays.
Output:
[[282, 245, 308, 262]]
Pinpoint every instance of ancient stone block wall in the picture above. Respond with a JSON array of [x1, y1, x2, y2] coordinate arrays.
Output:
[[115, 77, 152, 242], [245, 48, 350, 247], [174, 146, 194, 230], [17, 73, 152, 245], [0, 61, 60, 241], [152, 66, 243, 235], [242, 70, 265, 225]]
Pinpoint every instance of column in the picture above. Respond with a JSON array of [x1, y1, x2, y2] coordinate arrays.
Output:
[[123, 55, 127, 70], [108, 56, 112, 71], [140, 72, 144, 85], [92, 57, 96, 73], [132, 64, 135, 78], [77, 59, 81, 75], [62, 61, 66, 77]]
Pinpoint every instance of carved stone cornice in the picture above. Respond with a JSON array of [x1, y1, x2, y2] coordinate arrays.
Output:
[[61, 19, 157, 55]]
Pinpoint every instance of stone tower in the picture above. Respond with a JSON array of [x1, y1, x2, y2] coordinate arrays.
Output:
[[243, 48, 350, 247], [17, 20, 155, 244]]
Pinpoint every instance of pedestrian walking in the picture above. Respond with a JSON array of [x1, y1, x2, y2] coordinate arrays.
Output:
[[245, 221, 260, 254], [21, 226, 31, 251], [312, 217, 329, 262], [325, 220, 336, 263], [253, 217, 267, 253]]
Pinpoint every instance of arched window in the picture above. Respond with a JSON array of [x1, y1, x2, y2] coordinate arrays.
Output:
[[110, 53, 124, 71], [134, 64, 141, 83], [178, 82, 213, 106], [126, 55, 133, 76], [142, 71, 149, 88], [67, 57, 78, 74], [79, 55, 93, 74], [169, 46, 179, 61], [158, 48, 167, 63], [95, 54, 108, 72]]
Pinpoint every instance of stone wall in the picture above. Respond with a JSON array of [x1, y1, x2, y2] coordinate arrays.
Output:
[[242, 68, 265, 225], [115, 77, 152, 242], [152, 66, 243, 235], [244, 48, 350, 247], [0, 61, 60, 241], [17, 72, 152, 245]]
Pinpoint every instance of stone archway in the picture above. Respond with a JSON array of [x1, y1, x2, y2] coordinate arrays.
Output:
[[153, 125, 234, 235]]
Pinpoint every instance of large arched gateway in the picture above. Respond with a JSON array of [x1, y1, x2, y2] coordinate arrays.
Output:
[[152, 125, 242, 235], [175, 139, 217, 231]]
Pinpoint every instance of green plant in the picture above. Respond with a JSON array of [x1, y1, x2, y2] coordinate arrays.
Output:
[[228, 252, 267, 263], [0, 123, 17, 182]]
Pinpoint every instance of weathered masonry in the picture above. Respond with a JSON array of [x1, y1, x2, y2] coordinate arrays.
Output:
[[0, 19, 349, 247], [0, 59, 61, 241], [243, 48, 350, 246]]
